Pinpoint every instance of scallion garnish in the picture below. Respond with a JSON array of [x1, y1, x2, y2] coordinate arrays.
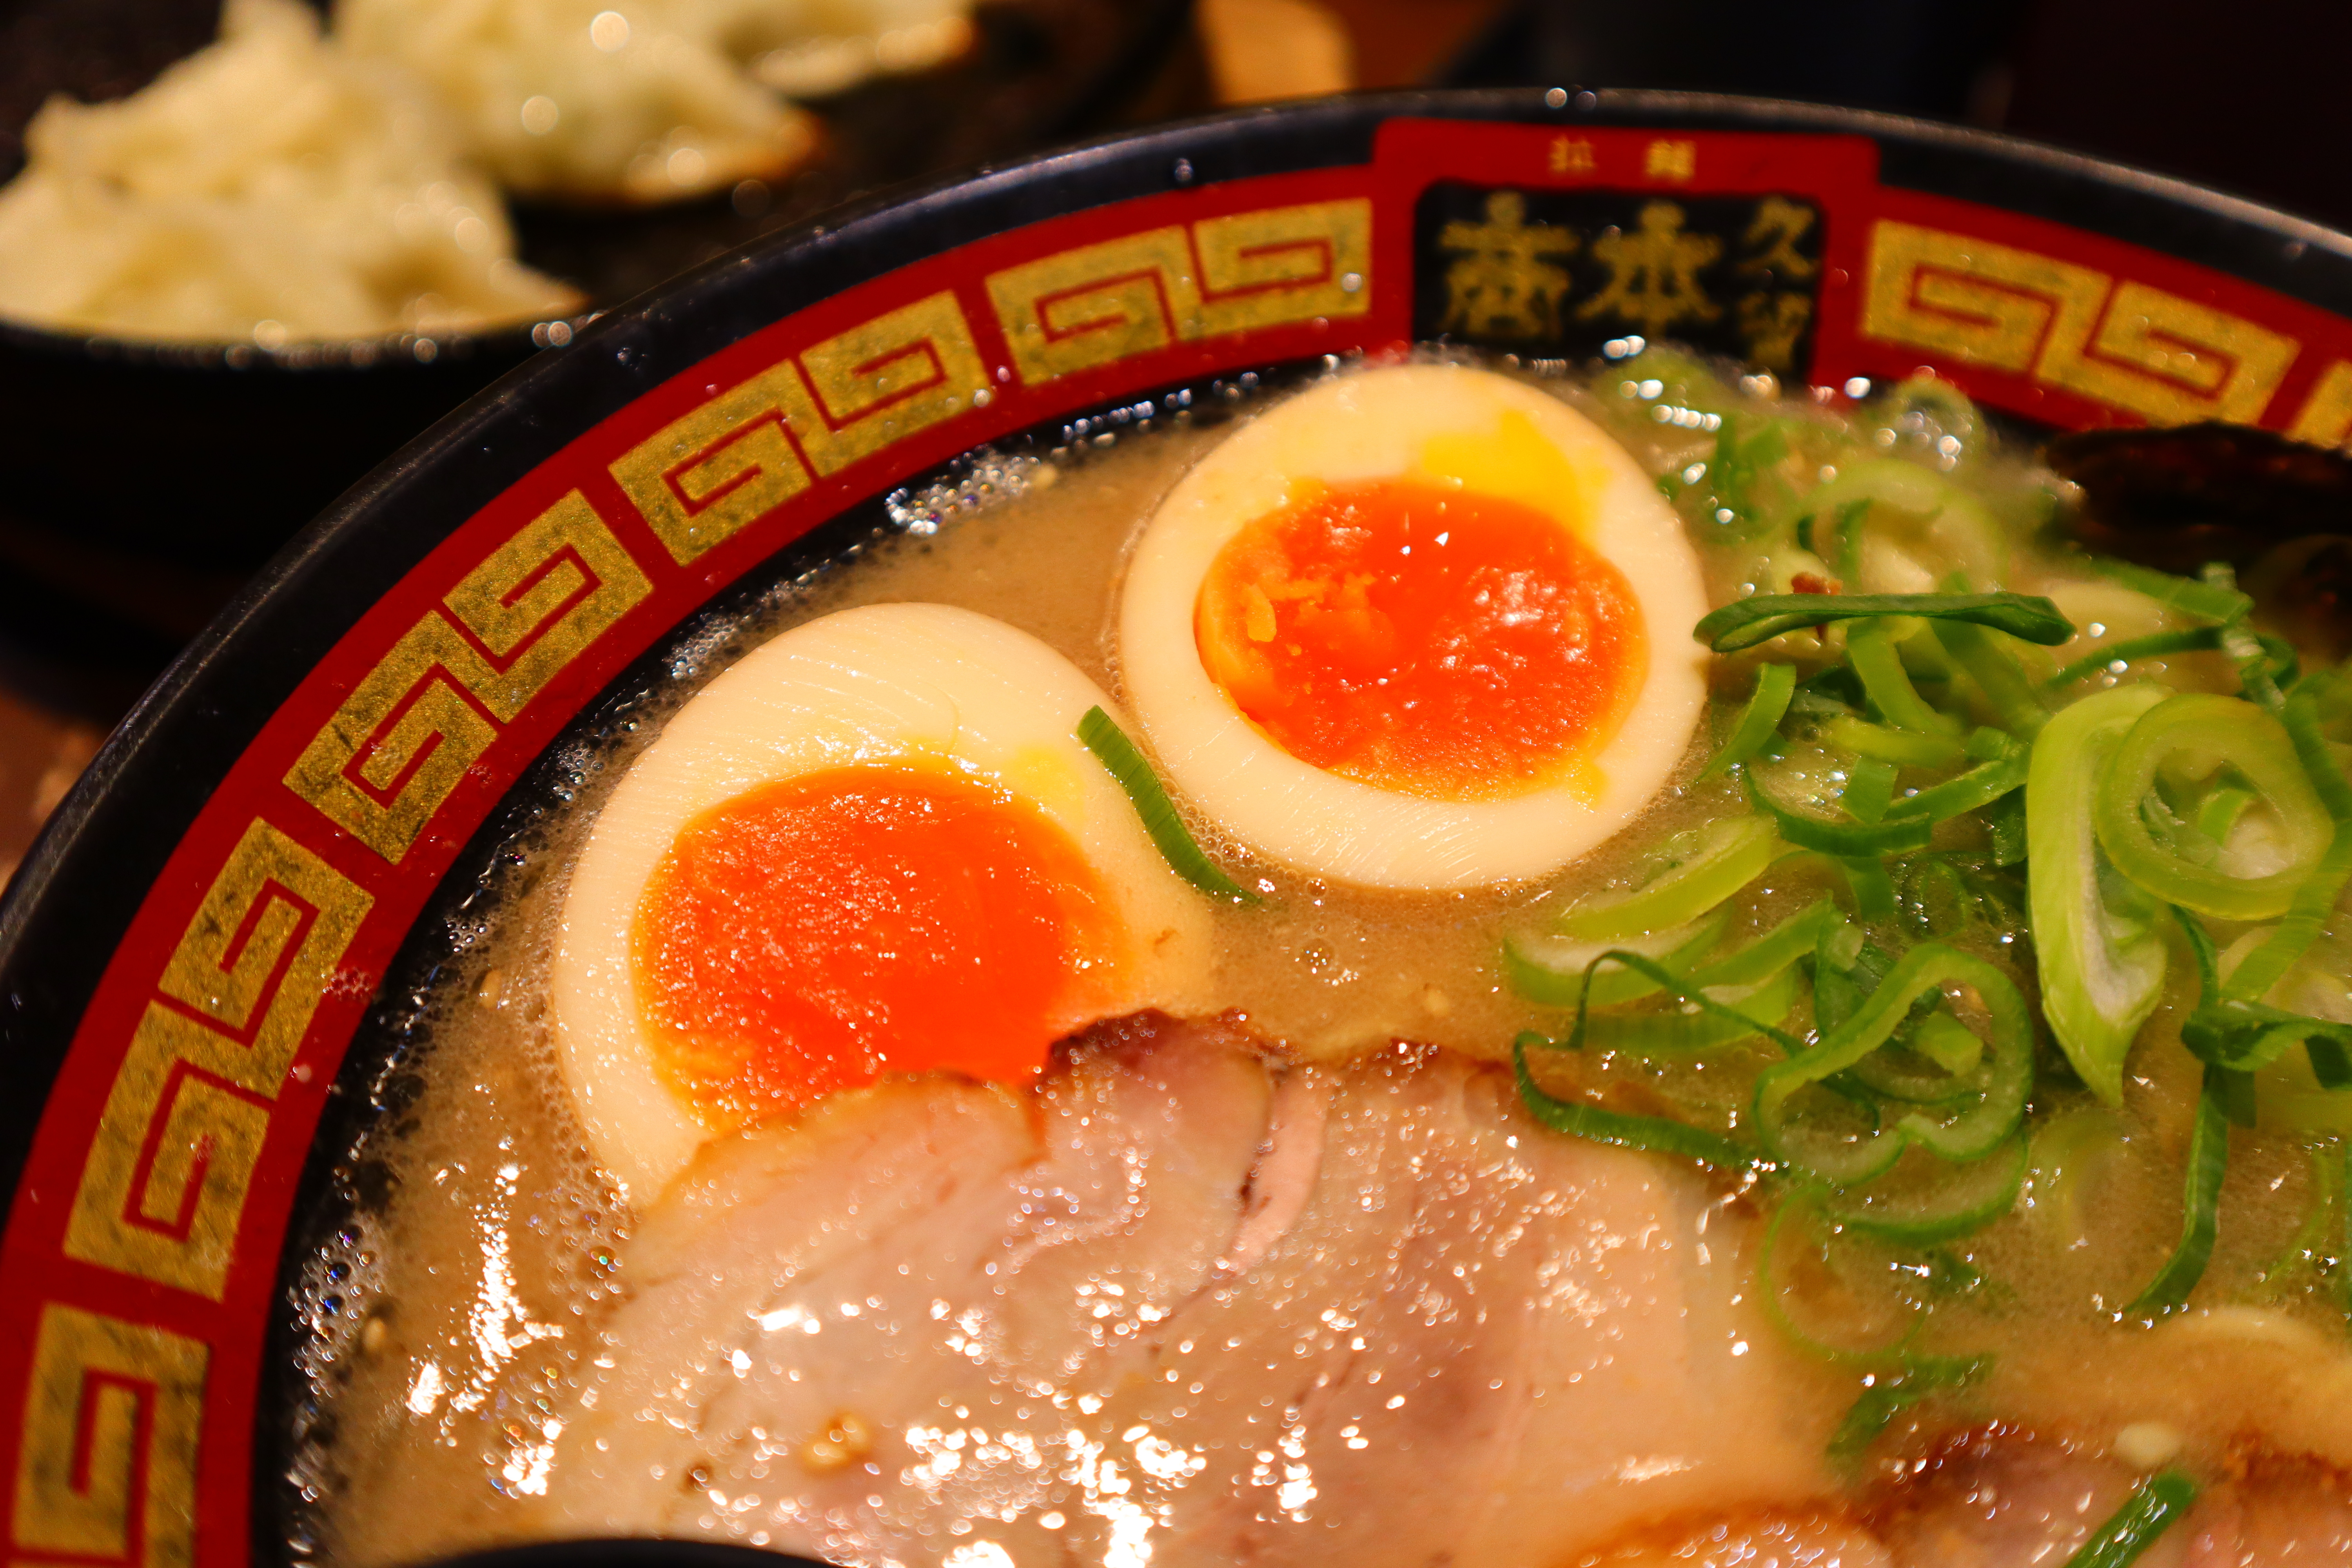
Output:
[[2092, 692, 2332, 921], [2124, 1029, 2231, 1318], [1510, 1033, 1761, 1170], [1883, 744, 2029, 824], [2028, 684, 2169, 1105], [1076, 706, 1259, 905], [1552, 815, 1780, 940], [2092, 556, 2250, 623], [1816, 1134, 2029, 1245], [1827, 1354, 1989, 1470], [1753, 943, 2032, 1182], [1697, 661, 1797, 780], [1935, 614, 2051, 735], [2061, 1470, 2200, 1568], [1847, 621, 1957, 737], [1695, 590, 2073, 653], [1742, 767, 1936, 858], [1503, 911, 1730, 1010]]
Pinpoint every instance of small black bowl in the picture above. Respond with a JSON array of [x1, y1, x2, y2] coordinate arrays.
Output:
[[0, 319, 557, 567], [0, 0, 1197, 717]]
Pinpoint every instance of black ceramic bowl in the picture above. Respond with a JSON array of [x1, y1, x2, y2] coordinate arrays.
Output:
[[0, 0, 1197, 600], [6, 87, 2352, 1568]]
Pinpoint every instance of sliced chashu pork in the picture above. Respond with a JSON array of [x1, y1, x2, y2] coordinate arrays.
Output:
[[537, 1014, 1849, 1566]]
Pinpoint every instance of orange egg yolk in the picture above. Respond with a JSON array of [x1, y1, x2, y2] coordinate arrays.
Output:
[[1194, 477, 1645, 798], [632, 766, 1125, 1129]]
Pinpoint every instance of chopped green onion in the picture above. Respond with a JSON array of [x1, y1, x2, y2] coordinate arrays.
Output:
[[2225, 827, 2352, 1005], [2123, 1062, 2230, 1318], [1911, 1011, 1985, 1074], [1935, 615, 2051, 735], [1554, 815, 1780, 940], [2044, 627, 2229, 690], [1503, 910, 1730, 1009], [1686, 897, 1849, 989], [1696, 591, 2074, 653], [2220, 679, 2352, 995], [1755, 943, 2033, 1181], [1703, 418, 1794, 537], [2194, 785, 2258, 849], [1842, 856, 1897, 922], [1987, 791, 2029, 866], [1760, 1193, 1921, 1363], [1796, 664, 1869, 716], [1077, 706, 1258, 904], [2029, 683, 2171, 1105], [1831, 498, 1871, 584], [1524, 947, 1804, 1060], [1698, 662, 1798, 780], [2091, 557, 2250, 623], [1843, 757, 1898, 822], [2093, 693, 2332, 921], [2282, 670, 2352, 823], [1744, 767, 1936, 858], [2061, 1470, 2200, 1568], [1828, 1354, 1988, 1470], [1510, 1034, 1761, 1169], [1809, 455, 2009, 589], [1884, 745, 2030, 824], [1813, 930, 1886, 1038], [1847, 621, 1959, 736], [1847, 1032, 1980, 1105], [1817, 1132, 2030, 1245], [1826, 715, 1967, 769], [1797, 497, 1873, 583], [2204, 562, 2287, 714], [2170, 906, 2352, 1093], [1583, 967, 1804, 1056]]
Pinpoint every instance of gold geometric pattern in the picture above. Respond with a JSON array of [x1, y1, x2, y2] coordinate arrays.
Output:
[[64, 819, 371, 1299], [987, 198, 1372, 385], [1862, 218, 2299, 426], [2042, 278, 2297, 425], [1861, 219, 2109, 375], [11, 1305, 206, 1568], [611, 290, 990, 564], [285, 490, 651, 862], [2289, 359, 2352, 448]]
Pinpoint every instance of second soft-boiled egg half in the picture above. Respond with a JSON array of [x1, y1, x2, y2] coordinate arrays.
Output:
[[1119, 363, 1709, 891], [550, 602, 1214, 1202]]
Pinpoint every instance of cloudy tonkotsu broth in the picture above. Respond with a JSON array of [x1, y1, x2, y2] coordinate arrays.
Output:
[[289, 352, 2352, 1568]]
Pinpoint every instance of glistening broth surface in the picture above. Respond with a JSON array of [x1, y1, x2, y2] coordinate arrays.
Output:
[[291, 356, 2352, 1568]]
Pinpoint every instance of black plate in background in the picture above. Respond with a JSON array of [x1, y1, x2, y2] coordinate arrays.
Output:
[[0, 0, 1200, 717]]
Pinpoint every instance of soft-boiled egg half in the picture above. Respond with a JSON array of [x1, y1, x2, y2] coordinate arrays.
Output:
[[1118, 363, 1710, 891], [552, 602, 1214, 1201]]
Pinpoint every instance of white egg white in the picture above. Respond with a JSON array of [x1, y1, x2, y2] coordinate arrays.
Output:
[[1118, 363, 1709, 891], [551, 602, 1215, 1203]]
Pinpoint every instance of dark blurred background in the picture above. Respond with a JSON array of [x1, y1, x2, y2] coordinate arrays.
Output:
[[1431, 0, 2352, 231]]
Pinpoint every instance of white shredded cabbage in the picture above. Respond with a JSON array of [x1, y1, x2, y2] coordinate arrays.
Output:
[[0, 0, 582, 342], [334, 0, 973, 205]]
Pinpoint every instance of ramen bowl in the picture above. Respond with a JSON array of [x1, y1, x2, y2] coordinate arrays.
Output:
[[7, 88, 2352, 1568]]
